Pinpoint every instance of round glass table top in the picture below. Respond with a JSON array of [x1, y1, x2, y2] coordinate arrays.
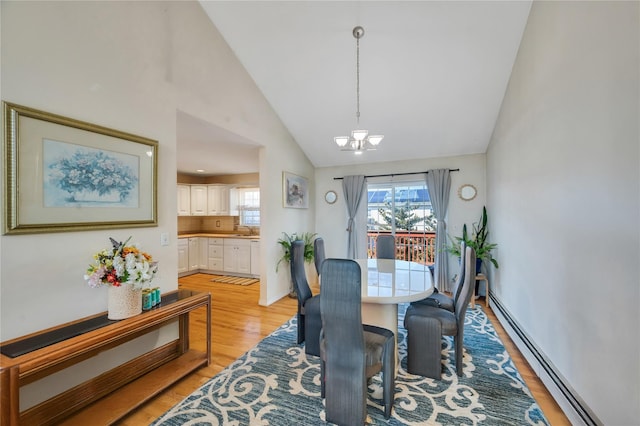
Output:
[[354, 259, 434, 304]]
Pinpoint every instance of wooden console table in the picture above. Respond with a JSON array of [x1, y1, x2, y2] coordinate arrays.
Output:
[[0, 289, 210, 425]]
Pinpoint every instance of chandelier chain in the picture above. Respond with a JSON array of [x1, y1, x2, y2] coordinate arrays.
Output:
[[356, 35, 360, 126]]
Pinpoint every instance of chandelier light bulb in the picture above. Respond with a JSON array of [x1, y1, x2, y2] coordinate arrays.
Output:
[[352, 130, 368, 141], [368, 135, 384, 146], [335, 136, 349, 147]]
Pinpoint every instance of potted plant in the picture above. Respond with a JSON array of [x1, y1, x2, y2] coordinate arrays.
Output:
[[446, 206, 499, 273], [276, 232, 317, 297]]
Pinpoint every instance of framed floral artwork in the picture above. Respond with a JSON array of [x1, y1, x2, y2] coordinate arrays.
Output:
[[282, 171, 308, 209], [3, 102, 158, 234]]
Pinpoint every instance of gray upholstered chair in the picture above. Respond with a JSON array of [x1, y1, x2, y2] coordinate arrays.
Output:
[[376, 235, 396, 259], [319, 258, 395, 424], [313, 237, 325, 278], [403, 246, 476, 379], [411, 241, 467, 312], [290, 240, 321, 357]]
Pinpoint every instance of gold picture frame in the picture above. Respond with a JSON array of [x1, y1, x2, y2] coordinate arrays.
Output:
[[3, 102, 158, 234]]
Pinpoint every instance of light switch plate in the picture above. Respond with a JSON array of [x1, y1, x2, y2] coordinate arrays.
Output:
[[160, 233, 169, 246]]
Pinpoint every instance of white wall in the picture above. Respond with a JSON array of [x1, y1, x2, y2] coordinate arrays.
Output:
[[315, 153, 487, 281], [0, 0, 313, 407], [487, 1, 639, 424]]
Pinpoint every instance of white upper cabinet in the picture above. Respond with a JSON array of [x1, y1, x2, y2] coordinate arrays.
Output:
[[190, 185, 207, 216], [207, 185, 230, 216], [177, 184, 191, 216]]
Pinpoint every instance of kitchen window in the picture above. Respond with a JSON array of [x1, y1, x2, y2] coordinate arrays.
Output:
[[238, 188, 260, 226]]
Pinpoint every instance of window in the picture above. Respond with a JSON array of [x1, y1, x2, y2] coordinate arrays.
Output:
[[238, 188, 260, 226], [366, 180, 436, 264]]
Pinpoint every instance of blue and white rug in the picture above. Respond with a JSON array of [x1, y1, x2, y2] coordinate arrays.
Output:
[[153, 305, 549, 425]]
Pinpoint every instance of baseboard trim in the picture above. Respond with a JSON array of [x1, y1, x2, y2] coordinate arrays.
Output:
[[489, 293, 602, 426]]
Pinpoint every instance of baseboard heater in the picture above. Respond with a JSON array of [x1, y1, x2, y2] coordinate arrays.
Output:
[[489, 293, 602, 426]]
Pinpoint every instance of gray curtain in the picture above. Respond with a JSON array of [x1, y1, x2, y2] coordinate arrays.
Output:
[[342, 175, 366, 259], [425, 169, 451, 291]]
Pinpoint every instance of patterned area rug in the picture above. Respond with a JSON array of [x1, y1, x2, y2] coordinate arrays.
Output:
[[153, 305, 549, 425], [209, 275, 259, 286]]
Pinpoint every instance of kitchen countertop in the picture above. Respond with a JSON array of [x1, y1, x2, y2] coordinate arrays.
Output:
[[178, 233, 259, 240]]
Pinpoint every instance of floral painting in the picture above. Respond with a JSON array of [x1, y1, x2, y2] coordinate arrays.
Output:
[[4, 101, 157, 234], [44, 139, 140, 207]]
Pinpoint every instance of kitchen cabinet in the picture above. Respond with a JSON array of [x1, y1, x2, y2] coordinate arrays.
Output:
[[223, 238, 251, 274], [250, 240, 260, 277], [207, 185, 230, 215], [188, 237, 208, 271], [190, 185, 207, 216], [208, 238, 224, 271], [178, 238, 189, 273], [197, 238, 209, 269], [177, 184, 191, 216]]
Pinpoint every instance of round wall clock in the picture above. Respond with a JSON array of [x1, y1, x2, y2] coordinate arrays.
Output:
[[324, 190, 338, 204], [458, 184, 477, 201]]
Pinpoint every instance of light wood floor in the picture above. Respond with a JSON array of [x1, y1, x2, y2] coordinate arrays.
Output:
[[121, 273, 570, 425]]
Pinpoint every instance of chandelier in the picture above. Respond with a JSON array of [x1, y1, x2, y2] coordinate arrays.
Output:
[[334, 26, 384, 154]]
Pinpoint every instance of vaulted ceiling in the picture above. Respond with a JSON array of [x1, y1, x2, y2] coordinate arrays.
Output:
[[177, 1, 531, 175]]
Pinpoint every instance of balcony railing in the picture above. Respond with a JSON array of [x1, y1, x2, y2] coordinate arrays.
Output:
[[367, 232, 436, 265]]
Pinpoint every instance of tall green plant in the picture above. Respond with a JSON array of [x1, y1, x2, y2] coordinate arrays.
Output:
[[446, 206, 499, 269], [276, 232, 316, 272]]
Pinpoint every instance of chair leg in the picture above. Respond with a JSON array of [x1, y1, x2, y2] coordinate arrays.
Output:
[[454, 331, 464, 376], [320, 357, 326, 398], [382, 335, 395, 418], [297, 311, 305, 344]]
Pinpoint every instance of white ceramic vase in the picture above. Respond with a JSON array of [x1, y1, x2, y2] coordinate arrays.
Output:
[[107, 284, 142, 320]]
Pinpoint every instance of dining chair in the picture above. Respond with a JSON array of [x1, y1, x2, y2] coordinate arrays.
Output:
[[290, 240, 321, 357], [376, 235, 396, 259], [319, 258, 395, 424], [411, 241, 467, 312], [403, 246, 476, 379], [313, 237, 325, 278]]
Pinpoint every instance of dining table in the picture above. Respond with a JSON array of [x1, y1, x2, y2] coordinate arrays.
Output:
[[354, 258, 434, 353]]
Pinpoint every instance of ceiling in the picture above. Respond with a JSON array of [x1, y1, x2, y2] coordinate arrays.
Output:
[[178, 1, 531, 175], [176, 110, 260, 176]]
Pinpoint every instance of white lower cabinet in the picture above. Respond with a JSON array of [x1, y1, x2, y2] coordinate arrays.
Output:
[[208, 238, 224, 271], [178, 238, 189, 274], [179, 236, 257, 277], [189, 238, 199, 271], [223, 239, 251, 274], [188, 237, 208, 271], [197, 238, 208, 269], [250, 240, 260, 277]]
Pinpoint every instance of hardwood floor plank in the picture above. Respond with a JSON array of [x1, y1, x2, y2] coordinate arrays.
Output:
[[118, 273, 569, 425]]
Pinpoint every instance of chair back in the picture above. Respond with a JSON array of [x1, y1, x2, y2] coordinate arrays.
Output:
[[291, 240, 312, 305], [450, 241, 467, 303], [376, 235, 396, 259], [320, 259, 365, 353], [454, 246, 477, 324], [320, 258, 367, 423], [314, 237, 326, 276]]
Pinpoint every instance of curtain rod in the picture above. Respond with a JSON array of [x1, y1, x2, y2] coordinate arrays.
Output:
[[333, 169, 459, 180]]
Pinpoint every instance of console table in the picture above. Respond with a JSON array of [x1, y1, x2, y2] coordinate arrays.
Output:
[[0, 289, 210, 425]]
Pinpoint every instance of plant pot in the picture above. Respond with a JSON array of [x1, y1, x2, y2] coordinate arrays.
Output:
[[108, 285, 142, 320], [476, 258, 483, 275]]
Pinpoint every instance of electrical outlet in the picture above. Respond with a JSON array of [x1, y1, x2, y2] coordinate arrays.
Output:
[[160, 233, 169, 246]]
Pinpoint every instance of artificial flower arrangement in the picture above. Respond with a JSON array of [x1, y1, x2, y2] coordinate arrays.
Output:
[[84, 236, 158, 289]]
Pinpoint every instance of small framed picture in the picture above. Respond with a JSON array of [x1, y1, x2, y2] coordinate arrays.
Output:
[[282, 171, 309, 209]]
